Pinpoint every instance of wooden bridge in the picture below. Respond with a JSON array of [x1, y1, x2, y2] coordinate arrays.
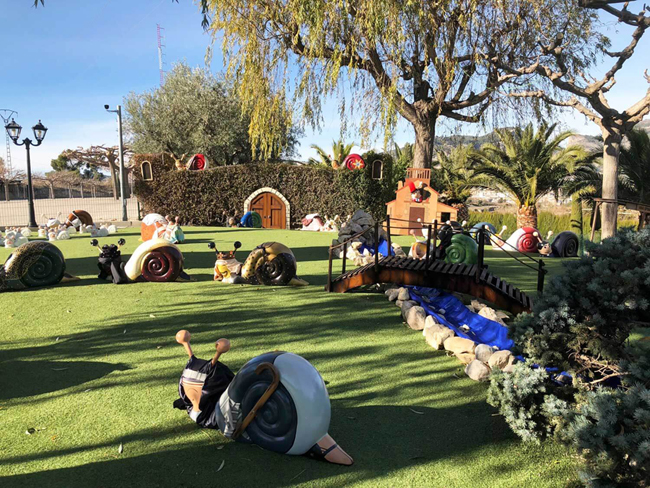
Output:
[[326, 217, 545, 315]]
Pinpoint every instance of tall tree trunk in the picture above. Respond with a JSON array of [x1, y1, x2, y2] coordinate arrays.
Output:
[[3, 180, 9, 201], [412, 115, 436, 169], [108, 159, 119, 199], [600, 126, 622, 239], [517, 204, 538, 229]]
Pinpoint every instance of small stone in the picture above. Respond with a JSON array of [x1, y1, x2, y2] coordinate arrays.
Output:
[[455, 352, 476, 365], [478, 307, 507, 326], [488, 350, 514, 370], [397, 288, 410, 301], [465, 360, 491, 381], [470, 299, 486, 312], [443, 337, 476, 355], [396, 299, 404, 308], [400, 300, 417, 320], [385, 288, 400, 302], [405, 306, 427, 330], [432, 327, 455, 350], [475, 344, 496, 363]]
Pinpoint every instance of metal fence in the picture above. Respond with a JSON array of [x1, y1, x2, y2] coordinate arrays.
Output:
[[0, 196, 139, 227]]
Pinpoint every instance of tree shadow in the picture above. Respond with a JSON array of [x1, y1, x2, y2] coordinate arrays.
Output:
[[0, 360, 130, 400], [0, 403, 525, 488]]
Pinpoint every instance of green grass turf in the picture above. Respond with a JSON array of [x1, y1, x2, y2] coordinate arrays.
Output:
[[0, 228, 578, 487]]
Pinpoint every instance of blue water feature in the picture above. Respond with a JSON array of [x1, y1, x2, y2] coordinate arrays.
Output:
[[407, 286, 515, 350]]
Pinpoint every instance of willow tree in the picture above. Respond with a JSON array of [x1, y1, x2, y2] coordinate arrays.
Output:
[[202, 0, 583, 168]]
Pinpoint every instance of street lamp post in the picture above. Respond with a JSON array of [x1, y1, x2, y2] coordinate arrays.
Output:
[[5, 119, 48, 228], [104, 104, 127, 221]]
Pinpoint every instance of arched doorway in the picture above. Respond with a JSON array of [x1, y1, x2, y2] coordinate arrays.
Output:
[[244, 188, 290, 229]]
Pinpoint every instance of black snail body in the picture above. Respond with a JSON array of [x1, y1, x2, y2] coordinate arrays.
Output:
[[0, 241, 67, 291], [551, 231, 580, 258], [241, 242, 298, 286]]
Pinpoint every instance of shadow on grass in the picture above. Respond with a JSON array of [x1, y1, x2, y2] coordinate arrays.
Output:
[[0, 360, 130, 400], [0, 403, 518, 488]]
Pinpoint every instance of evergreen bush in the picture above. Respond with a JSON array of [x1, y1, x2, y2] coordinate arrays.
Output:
[[488, 228, 650, 486]]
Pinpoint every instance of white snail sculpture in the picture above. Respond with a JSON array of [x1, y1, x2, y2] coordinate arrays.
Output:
[[174, 330, 353, 465]]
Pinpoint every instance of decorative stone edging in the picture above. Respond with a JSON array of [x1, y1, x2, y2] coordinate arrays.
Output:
[[385, 286, 516, 381]]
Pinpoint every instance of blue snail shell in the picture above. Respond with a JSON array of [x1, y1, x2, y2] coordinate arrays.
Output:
[[225, 351, 330, 455]]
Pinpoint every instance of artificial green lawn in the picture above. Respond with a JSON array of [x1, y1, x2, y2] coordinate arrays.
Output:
[[0, 227, 578, 487]]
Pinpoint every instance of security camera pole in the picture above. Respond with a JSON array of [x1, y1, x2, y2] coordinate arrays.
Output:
[[104, 104, 127, 221]]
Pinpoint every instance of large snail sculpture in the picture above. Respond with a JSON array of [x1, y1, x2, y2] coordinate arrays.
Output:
[[408, 221, 477, 265], [468, 222, 497, 243], [208, 241, 307, 286], [65, 209, 93, 229], [0, 241, 78, 292], [91, 238, 191, 283], [551, 231, 580, 257], [173, 330, 353, 465], [503, 226, 539, 253]]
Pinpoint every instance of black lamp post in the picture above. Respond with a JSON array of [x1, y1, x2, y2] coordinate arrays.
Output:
[[5, 118, 48, 228]]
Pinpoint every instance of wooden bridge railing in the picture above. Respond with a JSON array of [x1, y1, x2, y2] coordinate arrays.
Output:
[[326, 215, 547, 294]]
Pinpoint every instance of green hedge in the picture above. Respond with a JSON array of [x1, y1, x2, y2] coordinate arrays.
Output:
[[133, 151, 395, 226], [468, 211, 638, 241]]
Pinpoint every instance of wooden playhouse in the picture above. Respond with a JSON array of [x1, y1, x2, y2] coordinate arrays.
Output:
[[386, 168, 458, 236]]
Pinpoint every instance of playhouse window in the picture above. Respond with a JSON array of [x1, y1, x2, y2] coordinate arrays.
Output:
[[371, 160, 383, 180], [441, 212, 451, 223], [141, 161, 153, 181]]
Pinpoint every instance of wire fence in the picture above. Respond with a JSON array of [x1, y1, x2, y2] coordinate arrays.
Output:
[[0, 196, 140, 227]]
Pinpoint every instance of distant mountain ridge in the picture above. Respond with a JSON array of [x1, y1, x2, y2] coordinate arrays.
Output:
[[434, 118, 650, 152]]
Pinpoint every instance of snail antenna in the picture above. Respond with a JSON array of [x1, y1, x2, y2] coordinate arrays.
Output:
[[208, 242, 216, 252], [175, 330, 193, 358], [117, 238, 126, 248], [211, 338, 231, 366], [233, 241, 242, 250]]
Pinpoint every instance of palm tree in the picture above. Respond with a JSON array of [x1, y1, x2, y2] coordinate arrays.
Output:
[[308, 139, 355, 169], [434, 145, 486, 222], [561, 129, 650, 232], [618, 130, 650, 228], [473, 123, 591, 229]]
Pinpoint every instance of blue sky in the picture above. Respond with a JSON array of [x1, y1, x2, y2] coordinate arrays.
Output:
[[1, 0, 648, 174]]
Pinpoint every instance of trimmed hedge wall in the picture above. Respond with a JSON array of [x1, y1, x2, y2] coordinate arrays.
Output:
[[133, 151, 395, 227]]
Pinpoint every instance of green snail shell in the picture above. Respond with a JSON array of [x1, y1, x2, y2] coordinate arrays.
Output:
[[444, 234, 478, 265]]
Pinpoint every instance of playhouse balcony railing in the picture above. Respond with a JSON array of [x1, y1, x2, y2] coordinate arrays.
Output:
[[406, 168, 431, 181]]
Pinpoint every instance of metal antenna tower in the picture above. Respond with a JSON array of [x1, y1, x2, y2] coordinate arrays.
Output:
[[0, 109, 18, 173], [157, 24, 166, 86]]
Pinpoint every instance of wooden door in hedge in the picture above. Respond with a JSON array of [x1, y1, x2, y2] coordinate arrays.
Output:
[[250, 192, 286, 229]]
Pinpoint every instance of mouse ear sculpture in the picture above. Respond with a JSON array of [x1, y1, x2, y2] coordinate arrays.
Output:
[[174, 331, 353, 466]]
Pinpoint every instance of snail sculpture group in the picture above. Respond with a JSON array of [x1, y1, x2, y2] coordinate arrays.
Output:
[[410, 220, 580, 261], [409, 221, 478, 266], [92, 238, 191, 283], [210, 241, 308, 286], [174, 330, 353, 465], [482, 225, 580, 257]]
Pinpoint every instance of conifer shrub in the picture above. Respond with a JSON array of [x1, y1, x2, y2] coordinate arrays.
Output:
[[488, 228, 650, 486]]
